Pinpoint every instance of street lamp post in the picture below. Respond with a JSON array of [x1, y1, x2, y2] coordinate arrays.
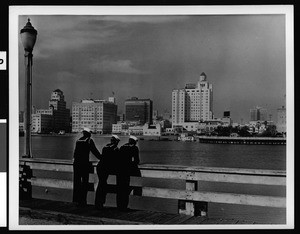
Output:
[[20, 19, 37, 158]]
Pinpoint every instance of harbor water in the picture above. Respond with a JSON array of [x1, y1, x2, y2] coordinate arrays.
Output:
[[19, 135, 287, 224]]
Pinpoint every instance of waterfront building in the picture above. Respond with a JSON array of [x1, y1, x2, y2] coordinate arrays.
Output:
[[250, 106, 268, 121], [112, 122, 129, 134], [31, 113, 54, 133], [125, 97, 153, 125], [143, 123, 161, 136], [33, 89, 70, 133], [49, 89, 70, 132], [159, 119, 172, 130], [248, 121, 269, 134], [197, 120, 222, 134], [276, 106, 286, 133], [72, 98, 117, 134], [172, 72, 213, 127], [40, 89, 70, 133], [128, 125, 144, 135], [179, 122, 199, 132], [221, 111, 232, 127], [221, 117, 232, 126], [232, 122, 240, 128], [112, 123, 122, 134], [165, 127, 174, 134]]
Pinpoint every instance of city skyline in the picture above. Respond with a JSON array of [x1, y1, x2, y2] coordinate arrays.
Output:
[[18, 14, 286, 123]]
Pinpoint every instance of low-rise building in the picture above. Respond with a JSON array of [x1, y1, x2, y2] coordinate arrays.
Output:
[[197, 120, 222, 134], [180, 122, 199, 132], [143, 124, 161, 136], [112, 123, 122, 134], [248, 121, 270, 134], [128, 125, 144, 135], [112, 122, 129, 134]]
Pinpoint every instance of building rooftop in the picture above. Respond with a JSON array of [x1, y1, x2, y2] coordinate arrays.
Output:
[[185, 83, 196, 89], [53, 89, 63, 93], [125, 97, 152, 102]]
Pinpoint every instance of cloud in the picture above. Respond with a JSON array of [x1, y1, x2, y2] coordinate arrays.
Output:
[[56, 71, 79, 81], [20, 16, 118, 58], [35, 28, 116, 57], [21, 15, 189, 59], [98, 15, 190, 24], [90, 58, 147, 75]]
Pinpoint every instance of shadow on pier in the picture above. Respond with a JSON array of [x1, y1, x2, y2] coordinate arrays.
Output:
[[20, 198, 255, 225]]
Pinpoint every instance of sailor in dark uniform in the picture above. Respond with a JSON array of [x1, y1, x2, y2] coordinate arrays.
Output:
[[95, 135, 120, 210], [117, 135, 141, 211], [73, 127, 101, 206]]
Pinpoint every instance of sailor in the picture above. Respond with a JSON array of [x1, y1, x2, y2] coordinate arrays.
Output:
[[116, 135, 141, 211], [73, 127, 101, 206], [95, 134, 120, 210]]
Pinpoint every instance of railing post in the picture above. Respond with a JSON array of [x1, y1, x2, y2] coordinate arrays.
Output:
[[19, 163, 32, 200], [88, 162, 95, 192], [178, 180, 208, 216]]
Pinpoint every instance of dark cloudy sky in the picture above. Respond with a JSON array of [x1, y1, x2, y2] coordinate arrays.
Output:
[[18, 14, 286, 123]]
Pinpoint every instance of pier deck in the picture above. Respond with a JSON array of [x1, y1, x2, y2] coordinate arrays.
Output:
[[20, 198, 255, 225]]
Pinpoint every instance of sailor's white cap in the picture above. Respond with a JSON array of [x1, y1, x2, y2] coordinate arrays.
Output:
[[82, 127, 92, 133], [129, 135, 138, 141], [111, 134, 120, 141]]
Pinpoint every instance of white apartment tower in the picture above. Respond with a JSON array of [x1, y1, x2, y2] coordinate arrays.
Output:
[[172, 72, 213, 126]]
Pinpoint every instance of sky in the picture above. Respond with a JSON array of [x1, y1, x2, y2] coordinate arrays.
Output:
[[18, 14, 286, 123]]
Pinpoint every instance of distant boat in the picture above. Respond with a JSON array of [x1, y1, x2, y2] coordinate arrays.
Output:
[[178, 133, 195, 142], [58, 130, 65, 135]]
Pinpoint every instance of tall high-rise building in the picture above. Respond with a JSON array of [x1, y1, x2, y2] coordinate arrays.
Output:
[[34, 89, 70, 133], [49, 89, 70, 132], [72, 98, 117, 133], [125, 97, 153, 125], [250, 106, 268, 121], [172, 72, 213, 125], [276, 106, 286, 133]]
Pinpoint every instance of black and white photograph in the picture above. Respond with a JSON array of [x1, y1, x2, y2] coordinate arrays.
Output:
[[9, 5, 294, 230]]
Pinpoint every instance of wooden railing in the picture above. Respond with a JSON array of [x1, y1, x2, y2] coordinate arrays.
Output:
[[19, 158, 286, 216]]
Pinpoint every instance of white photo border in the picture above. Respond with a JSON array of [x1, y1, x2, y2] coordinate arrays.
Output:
[[9, 5, 294, 230]]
